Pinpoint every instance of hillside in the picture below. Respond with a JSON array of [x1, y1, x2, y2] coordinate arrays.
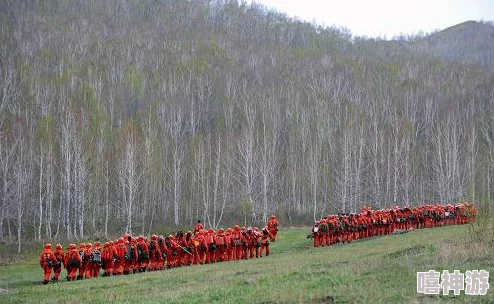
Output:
[[1, 224, 493, 303], [409, 20, 494, 65], [1, 0, 494, 247]]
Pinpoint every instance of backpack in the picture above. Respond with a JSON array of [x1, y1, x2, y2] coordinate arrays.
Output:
[[43, 253, 53, 267], [124, 245, 134, 260], [79, 250, 86, 262], [68, 250, 81, 268], [137, 244, 148, 261], [320, 224, 328, 233], [91, 249, 102, 263]]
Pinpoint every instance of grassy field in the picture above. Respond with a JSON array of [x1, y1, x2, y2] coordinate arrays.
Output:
[[0, 224, 493, 304]]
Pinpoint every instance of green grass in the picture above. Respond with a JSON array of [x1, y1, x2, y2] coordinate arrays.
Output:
[[1, 225, 493, 303]]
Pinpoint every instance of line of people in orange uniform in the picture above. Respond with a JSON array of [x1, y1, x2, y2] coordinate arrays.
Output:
[[39, 216, 279, 284], [310, 202, 476, 247]]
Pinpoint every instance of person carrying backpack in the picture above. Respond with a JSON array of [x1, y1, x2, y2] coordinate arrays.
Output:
[[224, 228, 235, 261], [52, 244, 64, 282], [205, 228, 216, 264], [267, 215, 279, 241], [84, 243, 94, 279], [215, 228, 227, 262], [90, 242, 102, 277], [65, 243, 82, 281], [136, 236, 149, 272], [148, 235, 162, 271], [158, 235, 167, 269], [114, 238, 127, 275], [260, 226, 272, 257], [77, 243, 86, 280], [123, 240, 135, 275], [101, 241, 116, 277], [39, 243, 58, 284], [232, 225, 244, 260]]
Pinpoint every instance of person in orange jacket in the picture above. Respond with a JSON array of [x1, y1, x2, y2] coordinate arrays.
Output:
[[77, 243, 86, 280], [135, 236, 149, 272], [51, 244, 65, 282], [318, 219, 329, 246], [123, 240, 135, 274], [232, 225, 244, 260], [39, 243, 58, 284], [205, 228, 217, 264], [148, 234, 162, 271], [327, 215, 339, 244], [165, 235, 180, 269], [225, 228, 235, 261], [176, 232, 187, 267], [194, 220, 204, 235], [182, 231, 195, 266], [113, 238, 127, 275], [90, 241, 102, 277], [158, 235, 168, 269], [252, 227, 261, 258], [84, 243, 93, 279], [240, 227, 249, 260], [215, 228, 226, 262], [267, 215, 279, 241], [312, 220, 321, 247], [65, 243, 82, 281], [194, 230, 207, 264], [52, 244, 64, 282], [245, 227, 255, 258], [101, 241, 116, 276], [260, 226, 272, 257]]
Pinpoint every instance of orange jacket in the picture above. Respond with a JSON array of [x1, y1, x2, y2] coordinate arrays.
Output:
[[260, 230, 271, 244], [39, 249, 57, 268], [54, 249, 65, 268], [268, 218, 278, 229], [65, 248, 82, 266]]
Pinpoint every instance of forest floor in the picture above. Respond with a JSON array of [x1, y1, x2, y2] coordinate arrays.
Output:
[[0, 223, 493, 303]]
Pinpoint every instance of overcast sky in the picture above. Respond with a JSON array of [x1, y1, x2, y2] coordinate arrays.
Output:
[[247, 0, 494, 38]]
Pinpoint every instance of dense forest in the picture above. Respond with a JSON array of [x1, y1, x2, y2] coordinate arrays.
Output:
[[1, 0, 494, 252]]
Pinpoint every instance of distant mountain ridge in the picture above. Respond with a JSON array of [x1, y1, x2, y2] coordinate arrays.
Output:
[[409, 20, 494, 66]]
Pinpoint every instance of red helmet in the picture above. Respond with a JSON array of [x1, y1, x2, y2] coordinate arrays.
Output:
[[45, 243, 52, 249], [69, 244, 76, 250], [55, 244, 62, 250], [79, 243, 86, 249], [94, 241, 101, 248], [86, 243, 92, 248]]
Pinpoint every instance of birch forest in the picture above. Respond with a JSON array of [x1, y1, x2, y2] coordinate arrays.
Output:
[[1, 0, 494, 251]]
